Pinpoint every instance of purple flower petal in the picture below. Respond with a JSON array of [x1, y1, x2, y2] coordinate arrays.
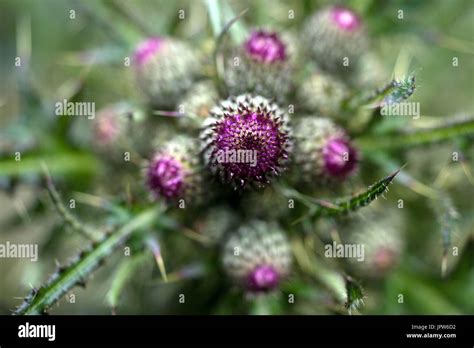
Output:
[[322, 137, 358, 178], [247, 265, 280, 292], [244, 30, 287, 63], [330, 7, 362, 32], [134, 37, 165, 66]]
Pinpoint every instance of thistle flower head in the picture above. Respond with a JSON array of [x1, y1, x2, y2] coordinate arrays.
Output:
[[293, 117, 358, 182], [303, 6, 367, 74], [330, 6, 362, 31], [147, 154, 185, 200], [247, 265, 280, 292], [193, 206, 238, 244], [225, 31, 293, 101], [145, 136, 204, 203], [297, 70, 348, 116], [244, 30, 287, 63], [93, 107, 125, 147], [222, 220, 291, 293], [351, 52, 387, 88], [134, 37, 165, 66], [372, 247, 398, 273], [133, 37, 201, 108], [201, 95, 291, 188], [323, 137, 358, 178], [348, 216, 404, 278], [177, 81, 219, 129]]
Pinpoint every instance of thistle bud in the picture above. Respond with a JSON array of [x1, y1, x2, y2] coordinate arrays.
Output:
[[293, 117, 358, 182], [222, 221, 292, 293], [225, 30, 293, 102], [297, 71, 348, 117], [201, 94, 291, 188], [241, 187, 290, 220], [133, 37, 201, 108], [347, 216, 404, 278], [176, 81, 219, 129], [92, 104, 128, 148], [145, 136, 205, 204], [303, 6, 367, 74], [193, 206, 239, 244], [351, 52, 387, 88]]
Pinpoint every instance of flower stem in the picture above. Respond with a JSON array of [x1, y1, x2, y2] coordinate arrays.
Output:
[[356, 116, 474, 151]]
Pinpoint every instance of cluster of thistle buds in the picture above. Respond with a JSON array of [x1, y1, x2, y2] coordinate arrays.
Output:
[[100, 5, 384, 294]]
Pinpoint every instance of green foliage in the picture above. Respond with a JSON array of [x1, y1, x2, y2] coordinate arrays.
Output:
[[14, 208, 159, 315], [283, 169, 400, 224], [344, 276, 365, 315], [383, 75, 416, 105], [357, 115, 474, 150], [0, 0, 473, 316]]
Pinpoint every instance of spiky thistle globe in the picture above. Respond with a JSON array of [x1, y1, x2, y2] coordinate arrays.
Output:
[[176, 80, 219, 129], [241, 187, 290, 220], [193, 206, 238, 244], [145, 136, 205, 204], [293, 117, 358, 182], [303, 6, 368, 74], [222, 220, 292, 293], [225, 30, 293, 102], [201, 94, 291, 188], [134, 37, 202, 109], [351, 52, 387, 88], [297, 70, 349, 117], [92, 104, 128, 149], [347, 216, 404, 278]]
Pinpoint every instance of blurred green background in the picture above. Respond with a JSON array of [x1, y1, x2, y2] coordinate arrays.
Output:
[[0, 0, 473, 314]]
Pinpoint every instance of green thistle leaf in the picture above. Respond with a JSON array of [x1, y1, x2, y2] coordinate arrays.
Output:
[[0, 152, 99, 178], [357, 115, 474, 151], [383, 75, 416, 105], [43, 164, 101, 241], [211, 3, 249, 96], [106, 252, 149, 312], [348, 74, 416, 110], [344, 275, 365, 315], [289, 169, 401, 224], [430, 194, 460, 277], [13, 208, 159, 315]]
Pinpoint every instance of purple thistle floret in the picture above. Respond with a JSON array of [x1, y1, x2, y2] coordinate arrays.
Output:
[[213, 112, 287, 185], [147, 154, 185, 200], [134, 37, 165, 66], [322, 137, 358, 178], [330, 6, 361, 32], [93, 108, 123, 146], [244, 30, 287, 63], [222, 220, 292, 293], [202, 95, 291, 188], [246, 265, 280, 292]]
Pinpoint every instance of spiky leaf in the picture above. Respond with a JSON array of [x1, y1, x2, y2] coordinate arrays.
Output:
[[349, 74, 416, 109], [383, 75, 416, 105], [357, 115, 474, 151], [289, 169, 401, 224], [345, 276, 365, 315], [13, 208, 159, 315], [106, 252, 149, 311]]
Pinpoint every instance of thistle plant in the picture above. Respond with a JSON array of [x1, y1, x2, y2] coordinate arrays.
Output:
[[297, 70, 349, 117], [222, 220, 292, 293], [224, 29, 293, 101], [292, 117, 358, 183], [303, 5, 368, 75], [201, 94, 291, 188], [145, 136, 206, 203], [0, 0, 473, 317], [133, 37, 203, 108]]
